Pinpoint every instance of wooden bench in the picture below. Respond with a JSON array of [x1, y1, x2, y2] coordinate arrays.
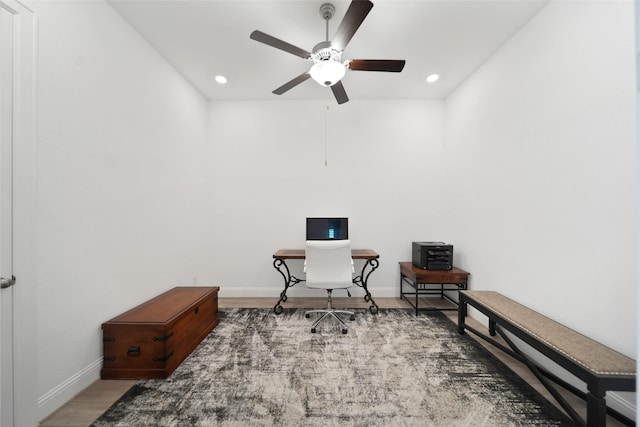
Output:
[[457, 290, 636, 427]]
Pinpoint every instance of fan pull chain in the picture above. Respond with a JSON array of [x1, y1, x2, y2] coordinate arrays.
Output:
[[325, 105, 329, 166]]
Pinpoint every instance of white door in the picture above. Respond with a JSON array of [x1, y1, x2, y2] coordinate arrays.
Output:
[[0, 3, 15, 426], [0, 1, 36, 425]]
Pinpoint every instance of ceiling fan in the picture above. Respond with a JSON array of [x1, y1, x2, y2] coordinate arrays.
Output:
[[250, 0, 406, 105]]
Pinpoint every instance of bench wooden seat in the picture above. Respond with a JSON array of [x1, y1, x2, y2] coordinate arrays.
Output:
[[457, 290, 636, 427]]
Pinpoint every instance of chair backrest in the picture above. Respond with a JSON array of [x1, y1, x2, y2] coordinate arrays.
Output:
[[304, 239, 354, 290]]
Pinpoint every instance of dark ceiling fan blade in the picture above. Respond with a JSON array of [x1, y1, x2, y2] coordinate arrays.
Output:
[[250, 30, 311, 59], [348, 59, 406, 72], [330, 81, 349, 105], [272, 72, 311, 95], [331, 0, 374, 51]]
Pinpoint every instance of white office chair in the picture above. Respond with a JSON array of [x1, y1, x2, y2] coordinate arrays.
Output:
[[304, 239, 356, 334]]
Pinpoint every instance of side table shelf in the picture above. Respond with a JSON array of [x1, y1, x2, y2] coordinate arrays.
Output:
[[399, 262, 470, 315]]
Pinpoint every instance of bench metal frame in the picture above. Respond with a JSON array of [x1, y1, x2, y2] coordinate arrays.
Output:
[[458, 292, 636, 427]]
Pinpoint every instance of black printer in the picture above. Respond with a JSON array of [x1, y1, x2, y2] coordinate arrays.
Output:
[[412, 242, 453, 270]]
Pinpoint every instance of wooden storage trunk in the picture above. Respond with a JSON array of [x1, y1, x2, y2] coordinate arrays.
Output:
[[101, 286, 219, 379]]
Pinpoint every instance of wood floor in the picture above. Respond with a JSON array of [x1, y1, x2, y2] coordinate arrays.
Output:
[[39, 297, 629, 427]]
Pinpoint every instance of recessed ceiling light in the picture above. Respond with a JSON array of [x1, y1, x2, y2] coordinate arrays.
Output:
[[426, 74, 439, 83], [214, 75, 228, 84]]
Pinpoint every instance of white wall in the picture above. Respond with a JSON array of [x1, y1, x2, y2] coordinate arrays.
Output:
[[33, 0, 209, 419], [445, 0, 636, 415], [205, 99, 446, 298]]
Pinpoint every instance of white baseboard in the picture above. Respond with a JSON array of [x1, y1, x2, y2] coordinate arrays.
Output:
[[217, 285, 398, 298], [607, 391, 636, 422], [38, 358, 102, 422]]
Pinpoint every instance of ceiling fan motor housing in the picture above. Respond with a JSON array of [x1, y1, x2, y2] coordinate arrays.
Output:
[[312, 41, 341, 61]]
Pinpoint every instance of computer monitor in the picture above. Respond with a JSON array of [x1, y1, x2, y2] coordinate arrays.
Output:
[[306, 217, 349, 240]]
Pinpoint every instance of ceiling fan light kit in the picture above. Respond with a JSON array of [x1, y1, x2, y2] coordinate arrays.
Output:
[[249, 0, 405, 104], [309, 60, 346, 87]]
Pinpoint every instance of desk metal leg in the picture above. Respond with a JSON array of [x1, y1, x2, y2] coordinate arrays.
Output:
[[272, 258, 303, 314], [353, 258, 379, 314]]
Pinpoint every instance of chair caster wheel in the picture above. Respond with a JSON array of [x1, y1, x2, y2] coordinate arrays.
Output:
[[311, 328, 316, 333], [305, 313, 310, 318], [350, 315, 356, 321], [342, 329, 348, 334]]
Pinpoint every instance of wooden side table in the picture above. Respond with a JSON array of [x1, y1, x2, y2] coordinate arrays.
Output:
[[399, 262, 470, 315]]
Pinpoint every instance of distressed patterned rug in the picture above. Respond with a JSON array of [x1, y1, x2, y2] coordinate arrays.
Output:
[[92, 308, 571, 426]]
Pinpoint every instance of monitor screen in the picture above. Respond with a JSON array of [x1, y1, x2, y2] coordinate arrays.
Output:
[[306, 217, 349, 240]]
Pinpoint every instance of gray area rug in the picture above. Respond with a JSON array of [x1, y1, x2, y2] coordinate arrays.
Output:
[[92, 308, 571, 426]]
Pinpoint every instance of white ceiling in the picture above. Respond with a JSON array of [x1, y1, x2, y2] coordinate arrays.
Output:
[[106, 0, 549, 103]]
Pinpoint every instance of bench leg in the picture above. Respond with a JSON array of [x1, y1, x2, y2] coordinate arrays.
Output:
[[586, 385, 606, 427], [489, 319, 496, 336], [457, 299, 466, 334]]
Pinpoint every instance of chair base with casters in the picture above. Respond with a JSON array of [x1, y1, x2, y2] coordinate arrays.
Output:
[[305, 289, 355, 334]]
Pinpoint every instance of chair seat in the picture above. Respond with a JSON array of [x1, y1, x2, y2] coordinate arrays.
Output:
[[305, 280, 353, 289]]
